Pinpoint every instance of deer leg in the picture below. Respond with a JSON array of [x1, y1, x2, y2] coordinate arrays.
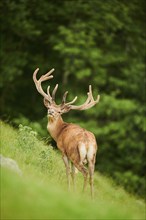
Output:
[[74, 162, 88, 193], [62, 154, 71, 191], [88, 162, 94, 199], [88, 154, 96, 199], [77, 144, 89, 192], [71, 162, 76, 191], [83, 172, 88, 193]]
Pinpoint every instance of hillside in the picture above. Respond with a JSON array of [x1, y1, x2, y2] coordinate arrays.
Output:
[[0, 121, 145, 220]]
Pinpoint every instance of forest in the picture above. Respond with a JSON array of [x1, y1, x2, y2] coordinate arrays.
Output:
[[0, 0, 145, 198]]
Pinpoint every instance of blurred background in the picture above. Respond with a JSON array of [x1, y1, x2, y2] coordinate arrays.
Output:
[[0, 0, 145, 198]]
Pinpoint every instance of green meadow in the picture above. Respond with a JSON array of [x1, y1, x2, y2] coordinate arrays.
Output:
[[0, 121, 145, 220]]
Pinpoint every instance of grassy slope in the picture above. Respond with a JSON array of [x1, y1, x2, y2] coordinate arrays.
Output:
[[0, 121, 145, 220]]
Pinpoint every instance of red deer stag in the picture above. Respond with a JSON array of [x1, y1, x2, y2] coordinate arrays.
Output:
[[33, 68, 100, 198]]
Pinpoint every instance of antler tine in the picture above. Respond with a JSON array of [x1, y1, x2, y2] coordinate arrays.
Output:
[[61, 91, 77, 106], [69, 85, 100, 110], [88, 85, 100, 104], [88, 85, 94, 101], [66, 96, 78, 105], [79, 94, 100, 110], [83, 85, 94, 105], [52, 84, 59, 101], [46, 84, 59, 103], [47, 86, 53, 101], [96, 94, 100, 102], [33, 68, 39, 82], [41, 68, 55, 80], [62, 91, 68, 105], [33, 68, 55, 102], [33, 68, 49, 100]]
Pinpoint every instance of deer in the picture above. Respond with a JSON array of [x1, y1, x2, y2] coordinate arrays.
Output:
[[33, 67, 100, 199]]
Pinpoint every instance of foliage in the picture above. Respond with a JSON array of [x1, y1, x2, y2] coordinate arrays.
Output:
[[18, 124, 38, 151], [0, 121, 64, 181], [0, 0, 145, 197], [0, 121, 145, 219]]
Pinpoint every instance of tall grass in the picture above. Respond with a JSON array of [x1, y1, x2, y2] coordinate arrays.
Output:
[[0, 121, 145, 219]]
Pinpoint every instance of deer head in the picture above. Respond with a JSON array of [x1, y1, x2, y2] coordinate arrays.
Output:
[[33, 68, 100, 119]]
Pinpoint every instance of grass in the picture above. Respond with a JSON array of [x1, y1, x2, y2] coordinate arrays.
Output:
[[0, 121, 145, 220]]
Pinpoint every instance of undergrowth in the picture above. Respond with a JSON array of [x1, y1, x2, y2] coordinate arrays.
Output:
[[0, 121, 145, 220]]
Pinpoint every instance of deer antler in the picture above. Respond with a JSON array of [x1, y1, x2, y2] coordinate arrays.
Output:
[[33, 68, 54, 101], [33, 68, 79, 107], [61, 91, 78, 106], [33, 68, 56, 104], [61, 85, 100, 111], [33, 68, 100, 110]]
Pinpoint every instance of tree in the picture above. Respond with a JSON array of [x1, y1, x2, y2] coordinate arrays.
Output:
[[0, 0, 145, 197]]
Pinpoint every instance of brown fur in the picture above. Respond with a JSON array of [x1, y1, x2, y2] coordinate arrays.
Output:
[[47, 115, 97, 198]]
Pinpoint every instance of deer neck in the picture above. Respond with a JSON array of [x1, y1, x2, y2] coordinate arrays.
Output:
[[47, 115, 65, 142]]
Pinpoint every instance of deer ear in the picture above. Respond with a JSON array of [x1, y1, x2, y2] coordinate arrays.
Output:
[[43, 98, 50, 108]]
